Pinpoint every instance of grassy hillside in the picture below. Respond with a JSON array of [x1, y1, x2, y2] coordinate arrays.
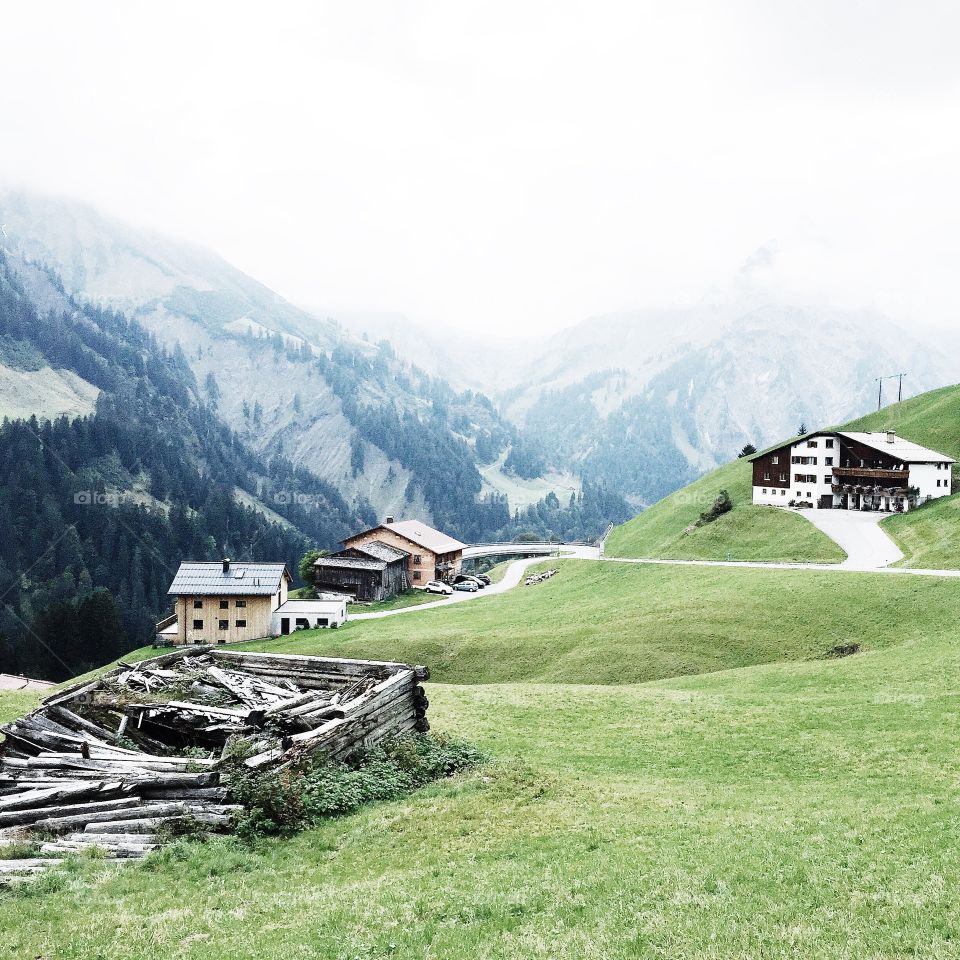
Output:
[[5, 628, 960, 957], [604, 452, 844, 562], [177, 559, 960, 685], [608, 382, 960, 563], [841, 383, 960, 459]]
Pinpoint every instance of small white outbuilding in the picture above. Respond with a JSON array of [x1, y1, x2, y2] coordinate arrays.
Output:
[[271, 598, 348, 635]]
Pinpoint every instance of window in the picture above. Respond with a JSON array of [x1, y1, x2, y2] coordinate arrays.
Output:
[[192, 619, 203, 630], [193, 599, 203, 609], [772, 455, 779, 464], [826, 438, 834, 448], [413, 554, 422, 565], [792, 456, 800, 464], [235, 619, 246, 628], [825, 457, 833, 466], [780, 489, 786, 496], [807, 440, 818, 448], [779, 474, 787, 482], [235, 600, 246, 608], [413, 571, 421, 581], [219, 600, 228, 610], [762, 488, 767, 495], [763, 472, 770, 480], [824, 476, 832, 485], [218, 620, 228, 630]]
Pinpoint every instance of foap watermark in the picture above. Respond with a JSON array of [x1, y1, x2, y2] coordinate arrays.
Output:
[[272, 491, 323, 507], [73, 489, 133, 507]]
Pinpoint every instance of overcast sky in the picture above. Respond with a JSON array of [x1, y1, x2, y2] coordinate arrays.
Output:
[[2, 1, 959, 337]]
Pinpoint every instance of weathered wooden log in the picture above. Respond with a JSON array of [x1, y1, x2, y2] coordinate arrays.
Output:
[[0, 780, 121, 813], [139, 787, 227, 802], [0, 796, 140, 829]]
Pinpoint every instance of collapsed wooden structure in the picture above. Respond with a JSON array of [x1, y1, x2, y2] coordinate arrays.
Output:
[[0, 648, 429, 880], [524, 568, 558, 586]]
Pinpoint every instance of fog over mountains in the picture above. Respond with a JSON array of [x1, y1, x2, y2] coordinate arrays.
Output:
[[3, 191, 957, 518]]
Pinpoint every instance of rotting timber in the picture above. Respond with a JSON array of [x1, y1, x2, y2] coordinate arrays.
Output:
[[0, 648, 429, 878]]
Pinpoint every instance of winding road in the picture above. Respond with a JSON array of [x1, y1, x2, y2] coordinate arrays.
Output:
[[347, 515, 960, 622]]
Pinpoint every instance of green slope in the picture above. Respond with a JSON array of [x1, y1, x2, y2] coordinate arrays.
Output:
[[198, 559, 960, 685], [608, 382, 960, 563], [5, 626, 960, 958], [604, 454, 844, 562]]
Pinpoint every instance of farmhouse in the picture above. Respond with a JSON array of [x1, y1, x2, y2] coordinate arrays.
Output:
[[342, 517, 467, 588], [750, 430, 955, 512], [313, 540, 410, 602], [159, 558, 346, 645]]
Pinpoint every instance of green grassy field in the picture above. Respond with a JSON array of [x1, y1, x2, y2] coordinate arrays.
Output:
[[160, 559, 959, 686], [348, 588, 441, 614], [3, 617, 960, 958], [604, 455, 845, 563]]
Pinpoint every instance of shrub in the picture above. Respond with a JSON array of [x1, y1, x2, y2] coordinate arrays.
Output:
[[228, 733, 487, 838], [696, 489, 733, 527]]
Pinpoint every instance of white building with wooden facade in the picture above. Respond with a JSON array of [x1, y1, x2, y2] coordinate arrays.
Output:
[[750, 430, 954, 512]]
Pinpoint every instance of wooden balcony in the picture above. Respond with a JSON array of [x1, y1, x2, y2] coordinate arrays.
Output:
[[832, 466, 909, 485]]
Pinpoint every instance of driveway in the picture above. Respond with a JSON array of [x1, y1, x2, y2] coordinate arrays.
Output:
[[801, 509, 904, 570]]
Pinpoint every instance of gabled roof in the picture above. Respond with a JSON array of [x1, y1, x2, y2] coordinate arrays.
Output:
[[167, 562, 290, 596], [352, 540, 409, 563], [836, 431, 955, 464], [748, 431, 954, 465], [314, 555, 386, 571], [346, 520, 466, 554]]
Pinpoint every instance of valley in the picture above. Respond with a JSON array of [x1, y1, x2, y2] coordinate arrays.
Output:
[[4, 548, 960, 957]]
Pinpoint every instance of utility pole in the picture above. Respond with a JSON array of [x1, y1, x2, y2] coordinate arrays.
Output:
[[875, 373, 907, 410]]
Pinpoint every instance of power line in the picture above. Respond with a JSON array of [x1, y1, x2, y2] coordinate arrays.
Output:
[[874, 373, 907, 410]]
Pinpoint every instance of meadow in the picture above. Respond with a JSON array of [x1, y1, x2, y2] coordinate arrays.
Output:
[[3, 609, 959, 958]]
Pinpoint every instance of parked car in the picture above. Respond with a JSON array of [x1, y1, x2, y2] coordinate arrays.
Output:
[[453, 580, 479, 592], [424, 580, 454, 595], [455, 575, 486, 589], [473, 573, 492, 585]]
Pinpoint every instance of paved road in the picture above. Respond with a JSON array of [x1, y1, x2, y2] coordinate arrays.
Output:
[[801, 509, 904, 570], [349, 545, 598, 621], [347, 532, 960, 625]]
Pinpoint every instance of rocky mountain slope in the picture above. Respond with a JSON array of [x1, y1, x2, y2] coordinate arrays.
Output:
[[0, 192, 626, 542], [368, 299, 958, 508]]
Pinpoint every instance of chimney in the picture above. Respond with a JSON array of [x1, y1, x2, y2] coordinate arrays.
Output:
[[384, 515, 395, 524], [222, 558, 231, 574], [886, 431, 896, 444]]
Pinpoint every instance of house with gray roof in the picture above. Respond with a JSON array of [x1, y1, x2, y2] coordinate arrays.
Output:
[[312, 539, 410, 601], [159, 558, 293, 645]]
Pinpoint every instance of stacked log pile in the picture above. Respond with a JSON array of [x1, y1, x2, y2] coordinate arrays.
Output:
[[524, 569, 558, 586], [0, 649, 429, 881]]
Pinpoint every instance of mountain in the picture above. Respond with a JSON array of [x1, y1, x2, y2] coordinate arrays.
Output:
[[0, 192, 626, 542], [371, 294, 958, 509], [0, 250, 369, 680]]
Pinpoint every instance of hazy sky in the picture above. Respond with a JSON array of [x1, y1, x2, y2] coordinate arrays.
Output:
[[3, 1, 960, 337]]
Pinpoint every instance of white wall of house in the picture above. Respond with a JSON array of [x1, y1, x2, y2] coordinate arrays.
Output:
[[753, 435, 837, 507], [271, 599, 348, 634], [911, 462, 953, 502]]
